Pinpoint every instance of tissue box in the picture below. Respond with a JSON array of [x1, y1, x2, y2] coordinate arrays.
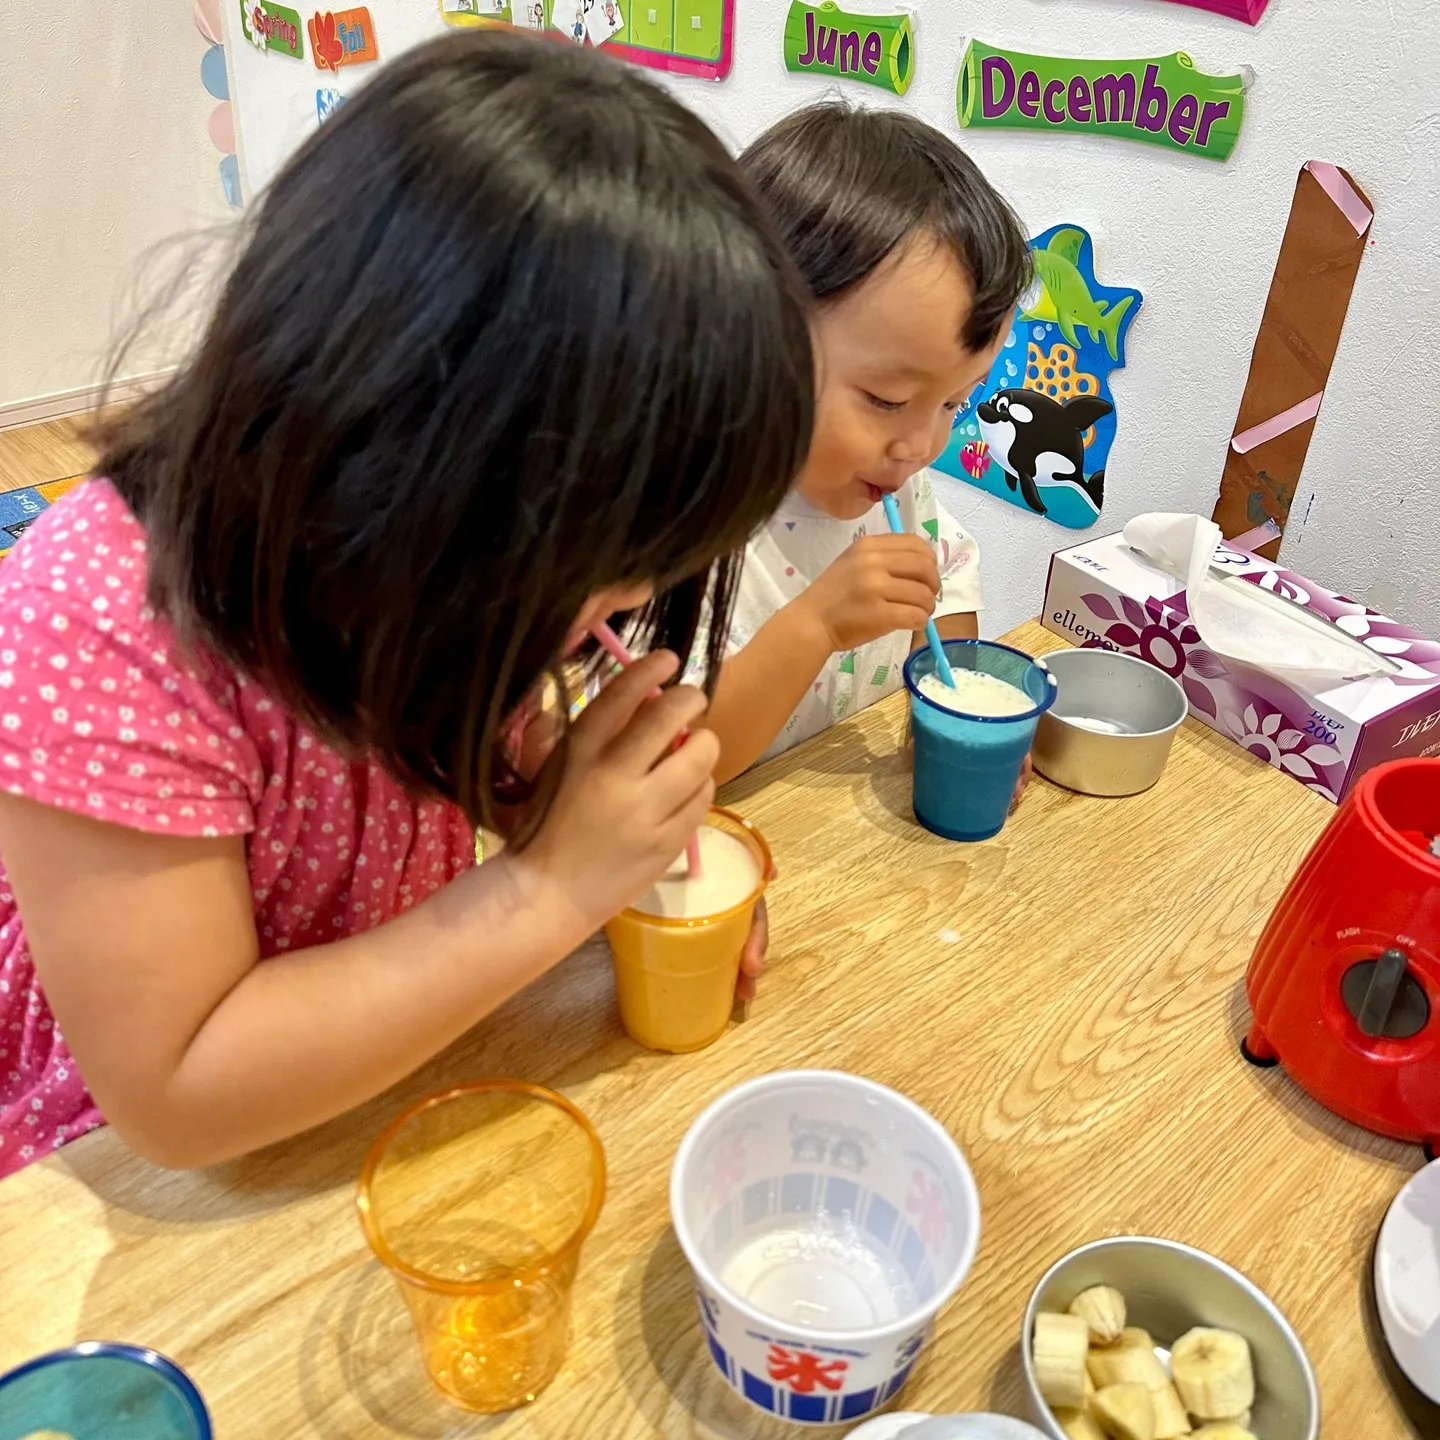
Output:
[[1042, 532, 1440, 802]]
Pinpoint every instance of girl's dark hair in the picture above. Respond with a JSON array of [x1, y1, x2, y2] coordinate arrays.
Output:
[[739, 101, 1031, 351], [96, 29, 813, 836]]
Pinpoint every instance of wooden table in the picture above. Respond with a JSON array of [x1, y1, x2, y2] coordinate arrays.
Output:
[[0, 622, 1422, 1438]]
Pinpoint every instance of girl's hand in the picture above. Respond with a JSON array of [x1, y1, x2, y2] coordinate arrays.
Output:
[[737, 893, 770, 1001], [517, 650, 718, 934]]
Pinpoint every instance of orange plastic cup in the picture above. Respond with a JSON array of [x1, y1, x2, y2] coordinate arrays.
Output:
[[356, 1082, 606, 1412], [604, 807, 772, 1053]]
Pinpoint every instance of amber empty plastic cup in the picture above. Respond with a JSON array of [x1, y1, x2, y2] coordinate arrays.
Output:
[[356, 1082, 606, 1412], [604, 807, 772, 1053]]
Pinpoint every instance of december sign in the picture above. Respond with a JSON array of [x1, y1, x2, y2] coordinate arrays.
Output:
[[958, 41, 1247, 162]]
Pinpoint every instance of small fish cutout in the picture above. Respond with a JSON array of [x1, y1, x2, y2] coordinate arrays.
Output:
[[960, 439, 990, 478]]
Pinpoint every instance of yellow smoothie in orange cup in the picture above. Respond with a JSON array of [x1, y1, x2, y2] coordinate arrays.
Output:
[[604, 807, 772, 1053]]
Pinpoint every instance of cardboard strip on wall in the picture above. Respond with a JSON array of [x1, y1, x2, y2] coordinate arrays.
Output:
[[1211, 160, 1373, 556]]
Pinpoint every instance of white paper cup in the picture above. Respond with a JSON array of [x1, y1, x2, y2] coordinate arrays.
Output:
[[670, 1070, 981, 1426]]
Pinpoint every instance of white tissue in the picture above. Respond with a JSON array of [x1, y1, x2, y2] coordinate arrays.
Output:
[[1122, 512, 1395, 687]]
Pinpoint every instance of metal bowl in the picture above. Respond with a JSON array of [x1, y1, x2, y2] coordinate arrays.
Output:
[[1020, 1236, 1320, 1440], [1031, 649, 1187, 797]]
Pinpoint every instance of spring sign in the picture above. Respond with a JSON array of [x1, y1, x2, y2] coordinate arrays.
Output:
[[958, 42, 1247, 162]]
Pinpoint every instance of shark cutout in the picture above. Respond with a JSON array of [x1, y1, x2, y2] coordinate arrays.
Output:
[[932, 223, 1142, 531]]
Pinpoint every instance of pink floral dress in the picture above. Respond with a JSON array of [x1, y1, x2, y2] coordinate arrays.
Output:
[[0, 481, 475, 1178]]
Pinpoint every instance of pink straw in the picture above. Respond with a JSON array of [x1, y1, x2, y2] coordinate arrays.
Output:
[[589, 622, 703, 879]]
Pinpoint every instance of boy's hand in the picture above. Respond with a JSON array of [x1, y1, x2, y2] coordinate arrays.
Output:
[[518, 651, 718, 934], [796, 535, 940, 653], [1010, 753, 1034, 812]]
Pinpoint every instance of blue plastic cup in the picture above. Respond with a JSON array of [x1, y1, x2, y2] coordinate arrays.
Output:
[[904, 639, 1056, 842], [0, 1343, 211, 1440]]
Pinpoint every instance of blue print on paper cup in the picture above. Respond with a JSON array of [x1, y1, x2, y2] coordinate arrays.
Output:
[[670, 1070, 981, 1425]]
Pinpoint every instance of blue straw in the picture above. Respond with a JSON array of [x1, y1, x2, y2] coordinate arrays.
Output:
[[881, 492, 956, 688]]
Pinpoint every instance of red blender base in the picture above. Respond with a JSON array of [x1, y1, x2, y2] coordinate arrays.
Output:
[[1241, 1022, 1440, 1160], [1242, 758, 1440, 1161]]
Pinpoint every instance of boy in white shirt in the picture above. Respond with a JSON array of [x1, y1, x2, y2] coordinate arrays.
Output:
[[699, 102, 1032, 780]]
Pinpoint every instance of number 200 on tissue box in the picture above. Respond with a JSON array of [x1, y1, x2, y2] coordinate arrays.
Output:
[[1042, 532, 1440, 802]]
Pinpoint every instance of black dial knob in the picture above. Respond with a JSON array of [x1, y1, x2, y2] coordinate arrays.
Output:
[[1341, 949, 1430, 1040]]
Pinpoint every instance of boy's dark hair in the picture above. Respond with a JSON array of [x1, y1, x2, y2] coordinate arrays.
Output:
[[96, 30, 813, 837], [739, 101, 1031, 351]]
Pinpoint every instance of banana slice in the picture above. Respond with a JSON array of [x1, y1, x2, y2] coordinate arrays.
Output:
[[1087, 1340, 1168, 1391], [1151, 1382, 1192, 1437], [1092, 1382, 1156, 1440], [1170, 1328, 1255, 1421], [1070, 1284, 1128, 1344], [1034, 1311, 1091, 1410], [1190, 1426, 1257, 1440], [1117, 1327, 1155, 1350], [1057, 1408, 1108, 1440]]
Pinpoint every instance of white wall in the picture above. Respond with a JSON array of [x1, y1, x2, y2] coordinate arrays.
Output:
[[0, 5, 229, 418], [656, 0, 1439, 638], [14, 0, 1432, 634]]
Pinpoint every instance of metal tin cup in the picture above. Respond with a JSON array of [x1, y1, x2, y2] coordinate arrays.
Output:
[[1020, 1236, 1319, 1440], [671, 1070, 981, 1427], [0, 1343, 212, 1440], [1031, 648, 1187, 797]]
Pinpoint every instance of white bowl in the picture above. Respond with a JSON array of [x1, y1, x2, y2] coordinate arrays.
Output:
[[846, 1413, 1051, 1439], [671, 1071, 981, 1426], [1375, 1158, 1440, 1404], [1020, 1236, 1319, 1440]]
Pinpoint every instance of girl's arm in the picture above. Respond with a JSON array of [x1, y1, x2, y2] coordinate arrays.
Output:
[[704, 534, 939, 783], [0, 653, 715, 1168]]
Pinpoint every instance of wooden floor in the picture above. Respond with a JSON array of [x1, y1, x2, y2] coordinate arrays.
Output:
[[0, 417, 97, 491]]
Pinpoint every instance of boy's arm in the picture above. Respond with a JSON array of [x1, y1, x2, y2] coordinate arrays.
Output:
[[704, 602, 834, 784], [703, 534, 942, 784], [932, 611, 979, 641]]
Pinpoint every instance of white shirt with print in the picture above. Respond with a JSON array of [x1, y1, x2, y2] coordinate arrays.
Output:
[[710, 469, 982, 767]]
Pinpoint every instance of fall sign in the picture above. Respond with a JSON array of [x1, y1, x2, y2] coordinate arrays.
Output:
[[308, 7, 378, 70]]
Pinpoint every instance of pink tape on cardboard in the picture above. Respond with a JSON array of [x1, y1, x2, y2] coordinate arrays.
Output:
[[1303, 159, 1374, 235], [1230, 391, 1323, 454]]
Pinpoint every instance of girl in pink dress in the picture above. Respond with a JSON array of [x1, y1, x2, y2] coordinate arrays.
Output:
[[0, 30, 812, 1176]]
